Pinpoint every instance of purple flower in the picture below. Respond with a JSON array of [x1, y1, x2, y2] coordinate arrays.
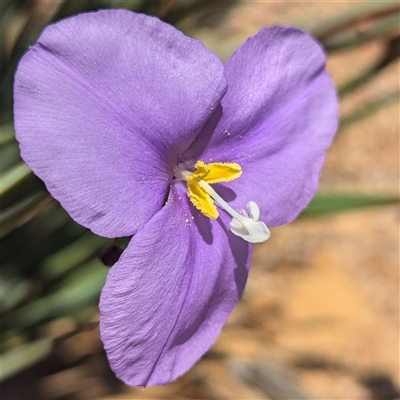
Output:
[[14, 10, 338, 386]]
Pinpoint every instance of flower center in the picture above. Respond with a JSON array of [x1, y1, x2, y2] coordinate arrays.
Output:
[[174, 161, 270, 243]]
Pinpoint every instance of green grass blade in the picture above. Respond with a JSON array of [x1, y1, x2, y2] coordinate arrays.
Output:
[[0, 192, 51, 238], [0, 123, 16, 146], [0, 338, 53, 382], [312, 1, 399, 44], [301, 194, 399, 218], [40, 233, 108, 280], [0, 163, 32, 196], [1, 259, 108, 332]]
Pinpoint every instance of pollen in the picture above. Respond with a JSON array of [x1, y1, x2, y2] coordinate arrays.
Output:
[[186, 161, 242, 218]]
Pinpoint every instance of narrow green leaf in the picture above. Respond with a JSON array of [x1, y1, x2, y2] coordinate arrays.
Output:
[[1, 259, 107, 332], [1, 202, 85, 276], [40, 233, 108, 280], [0, 338, 53, 382], [0, 279, 31, 313], [321, 13, 400, 51], [312, 1, 399, 43], [0, 123, 15, 145], [0, 321, 99, 381], [0, 192, 51, 238], [301, 194, 399, 218], [1, 142, 21, 173], [0, 163, 32, 196], [110, 0, 144, 11]]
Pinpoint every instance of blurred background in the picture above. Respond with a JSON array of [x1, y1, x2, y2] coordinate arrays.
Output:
[[1, 1, 399, 399]]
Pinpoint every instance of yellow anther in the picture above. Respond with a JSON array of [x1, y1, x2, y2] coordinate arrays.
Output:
[[188, 181, 218, 219], [203, 162, 242, 184], [186, 161, 242, 219], [186, 161, 210, 184]]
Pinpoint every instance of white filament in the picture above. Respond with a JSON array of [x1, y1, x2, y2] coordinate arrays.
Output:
[[198, 181, 270, 243]]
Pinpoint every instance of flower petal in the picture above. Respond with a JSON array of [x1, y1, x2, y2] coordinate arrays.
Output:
[[14, 10, 226, 237], [99, 184, 251, 386], [188, 27, 338, 226]]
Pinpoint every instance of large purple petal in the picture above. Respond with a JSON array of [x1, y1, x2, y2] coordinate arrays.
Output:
[[185, 27, 338, 226], [14, 10, 226, 237], [99, 183, 251, 386]]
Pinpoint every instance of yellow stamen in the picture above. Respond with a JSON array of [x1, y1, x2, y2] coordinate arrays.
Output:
[[187, 181, 218, 219], [186, 161, 242, 219], [186, 161, 210, 184], [203, 162, 242, 184], [174, 160, 270, 243]]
